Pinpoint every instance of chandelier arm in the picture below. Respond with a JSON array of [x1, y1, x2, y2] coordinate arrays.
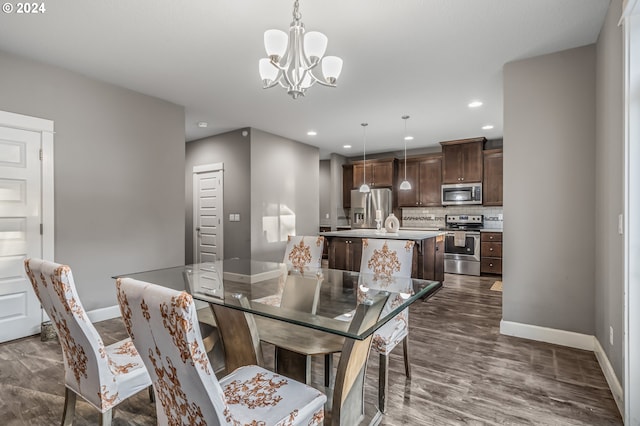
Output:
[[314, 79, 337, 88]]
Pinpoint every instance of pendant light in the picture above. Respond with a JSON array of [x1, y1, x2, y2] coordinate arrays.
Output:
[[359, 123, 370, 193], [399, 115, 412, 190]]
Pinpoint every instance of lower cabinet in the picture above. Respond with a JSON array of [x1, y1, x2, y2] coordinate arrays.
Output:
[[480, 232, 503, 275], [415, 235, 444, 282], [327, 237, 362, 272], [327, 235, 444, 282]]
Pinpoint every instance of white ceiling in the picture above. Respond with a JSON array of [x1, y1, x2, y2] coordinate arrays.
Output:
[[0, 0, 609, 158]]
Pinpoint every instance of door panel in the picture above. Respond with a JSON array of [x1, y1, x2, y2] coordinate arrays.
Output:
[[194, 169, 223, 263], [0, 126, 42, 342]]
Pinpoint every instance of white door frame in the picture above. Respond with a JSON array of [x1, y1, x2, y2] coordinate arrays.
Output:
[[0, 110, 55, 332], [193, 162, 224, 263], [622, 2, 639, 424]]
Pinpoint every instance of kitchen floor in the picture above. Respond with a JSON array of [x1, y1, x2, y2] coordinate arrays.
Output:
[[0, 274, 622, 425]]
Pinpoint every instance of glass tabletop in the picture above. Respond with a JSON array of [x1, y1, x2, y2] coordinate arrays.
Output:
[[115, 258, 441, 340]]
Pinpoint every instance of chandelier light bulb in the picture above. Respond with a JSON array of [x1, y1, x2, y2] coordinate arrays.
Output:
[[264, 29, 288, 60], [304, 31, 328, 60], [259, 0, 343, 99]]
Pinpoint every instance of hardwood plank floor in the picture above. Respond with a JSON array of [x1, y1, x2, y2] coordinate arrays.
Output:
[[0, 274, 622, 425]]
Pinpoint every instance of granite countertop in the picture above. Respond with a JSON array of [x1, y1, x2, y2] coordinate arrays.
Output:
[[480, 228, 503, 233], [320, 229, 444, 240]]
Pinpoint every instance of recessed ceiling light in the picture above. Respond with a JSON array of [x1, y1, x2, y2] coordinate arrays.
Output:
[[482, 124, 494, 130], [307, 130, 317, 136], [343, 145, 352, 149], [468, 101, 483, 108], [404, 136, 414, 141], [197, 121, 208, 128]]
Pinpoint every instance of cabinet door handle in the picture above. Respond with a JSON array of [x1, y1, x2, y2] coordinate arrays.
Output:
[[489, 248, 494, 251], [489, 263, 493, 267]]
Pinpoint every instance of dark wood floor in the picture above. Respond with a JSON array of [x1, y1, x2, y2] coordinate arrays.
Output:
[[0, 274, 622, 425]]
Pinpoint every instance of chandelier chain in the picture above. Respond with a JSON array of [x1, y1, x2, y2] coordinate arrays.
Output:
[[293, 0, 301, 21]]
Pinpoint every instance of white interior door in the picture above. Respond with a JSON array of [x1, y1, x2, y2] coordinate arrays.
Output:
[[0, 126, 44, 342], [193, 164, 223, 263]]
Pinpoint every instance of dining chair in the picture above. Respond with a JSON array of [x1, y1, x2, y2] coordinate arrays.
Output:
[[252, 235, 325, 307], [116, 277, 326, 426], [358, 238, 415, 413], [23, 258, 153, 426]]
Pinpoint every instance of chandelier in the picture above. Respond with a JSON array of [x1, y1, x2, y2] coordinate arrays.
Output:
[[258, 0, 343, 99]]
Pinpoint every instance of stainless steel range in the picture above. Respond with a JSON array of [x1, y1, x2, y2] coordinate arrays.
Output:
[[443, 214, 483, 276]]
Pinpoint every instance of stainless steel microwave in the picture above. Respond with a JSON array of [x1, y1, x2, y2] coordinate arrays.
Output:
[[441, 182, 482, 205]]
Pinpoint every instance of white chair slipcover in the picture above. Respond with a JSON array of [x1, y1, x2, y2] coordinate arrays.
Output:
[[116, 277, 326, 426], [358, 238, 415, 413], [359, 238, 415, 355], [24, 258, 152, 425], [253, 235, 324, 307]]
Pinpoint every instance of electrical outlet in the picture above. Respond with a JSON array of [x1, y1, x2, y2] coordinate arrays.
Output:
[[609, 326, 614, 346]]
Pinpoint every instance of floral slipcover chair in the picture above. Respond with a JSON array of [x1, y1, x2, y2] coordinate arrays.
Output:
[[358, 238, 415, 413], [116, 277, 326, 425], [24, 258, 152, 426], [253, 235, 325, 307]]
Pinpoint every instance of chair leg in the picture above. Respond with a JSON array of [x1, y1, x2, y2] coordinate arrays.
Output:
[[148, 385, 155, 403], [403, 336, 411, 379], [99, 408, 113, 426], [61, 387, 76, 426], [324, 353, 334, 388], [378, 353, 389, 414]]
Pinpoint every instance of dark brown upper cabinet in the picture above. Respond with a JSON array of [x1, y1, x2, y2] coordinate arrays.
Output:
[[397, 154, 442, 207], [483, 149, 503, 206], [440, 137, 485, 184], [352, 158, 396, 189]]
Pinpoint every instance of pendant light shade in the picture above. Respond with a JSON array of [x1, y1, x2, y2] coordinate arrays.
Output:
[[359, 123, 370, 193], [399, 115, 412, 191]]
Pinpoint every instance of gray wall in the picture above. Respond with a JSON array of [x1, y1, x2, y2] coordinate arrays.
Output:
[[595, 0, 624, 381], [319, 159, 331, 226], [185, 129, 251, 262], [503, 45, 596, 334], [250, 129, 319, 261], [0, 50, 185, 312]]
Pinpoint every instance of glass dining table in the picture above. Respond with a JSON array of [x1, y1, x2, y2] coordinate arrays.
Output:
[[116, 258, 441, 425]]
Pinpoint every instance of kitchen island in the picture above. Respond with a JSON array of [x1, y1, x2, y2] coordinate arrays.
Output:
[[320, 229, 445, 282]]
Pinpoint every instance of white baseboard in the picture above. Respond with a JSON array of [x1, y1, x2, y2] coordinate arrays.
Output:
[[500, 320, 624, 418], [593, 337, 624, 417], [87, 305, 122, 323], [500, 320, 594, 350]]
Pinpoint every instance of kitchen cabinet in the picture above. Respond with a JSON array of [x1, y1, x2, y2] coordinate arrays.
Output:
[[440, 137, 485, 184], [397, 154, 442, 207], [327, 237, 362, 272], [480, 232, 502, 275], [483, 149, 503, 206], [352, 158, 396, 189], [416, 234, 444, 282], [319, 227, 331, 259], [342, 164, 353, 208], [326, 234, 442, 281]]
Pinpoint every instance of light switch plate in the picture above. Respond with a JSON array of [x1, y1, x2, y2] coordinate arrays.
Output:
[[234, 214, 240, 222], [618, 214, 624, 235], [229, 214, 234, 222]]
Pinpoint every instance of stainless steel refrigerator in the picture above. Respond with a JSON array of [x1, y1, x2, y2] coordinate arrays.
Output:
[[350, 188, 393, 229]]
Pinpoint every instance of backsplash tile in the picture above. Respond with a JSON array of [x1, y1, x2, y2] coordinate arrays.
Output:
[[401, 206, 503, 229]]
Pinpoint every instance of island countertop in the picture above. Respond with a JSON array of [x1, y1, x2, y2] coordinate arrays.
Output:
[[320, 229, 444, 240]]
